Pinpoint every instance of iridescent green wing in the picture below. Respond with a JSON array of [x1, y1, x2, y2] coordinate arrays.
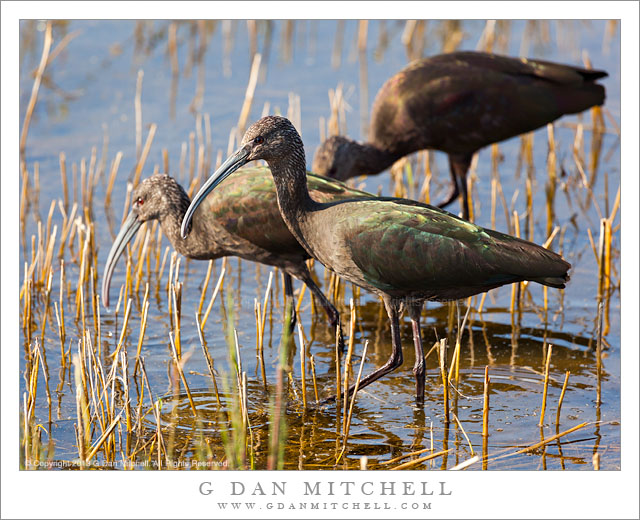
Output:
[[207, 167, 373, 257], [340, 199, 567, 294]]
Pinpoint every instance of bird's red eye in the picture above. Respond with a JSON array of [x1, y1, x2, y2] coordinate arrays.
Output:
[[136, 197, 144, 206], [254, 136, 264, 144]]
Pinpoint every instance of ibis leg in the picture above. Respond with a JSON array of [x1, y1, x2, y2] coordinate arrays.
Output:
[[283, 273, 297, 332], [408, 300, 426, 405], [297, 268, 345, 352], [437, 153, 472, 220], [320, 295, 403, 404]]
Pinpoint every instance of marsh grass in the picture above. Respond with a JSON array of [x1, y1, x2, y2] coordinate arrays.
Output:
[[18, 19, 620, 471]]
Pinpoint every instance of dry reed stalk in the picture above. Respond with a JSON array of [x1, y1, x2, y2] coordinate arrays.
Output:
[[35, 221, 44, 285], [19, 163, 29, 233], [72, 353, 90, 464], [450, 455, 480, 471], [140, 358, 167, 466], [254, 299, 267, 389], [452, 412, 474, 456], [30, 233, 36, 275], [87, 334, 109, 432], [80, 157, 88, 210], [287, 93, 302, 134], [111, 298, 132, 361], [390, 448, 452, 470], [166, 250, 176, 294], [510, 210, 521, 319], [555, 370, 570, 427], [58, 203, 77, 258], [538, 343, 553, 426], [237, 53, 262, 134], [482, 365, 490, 438], [382, 443, 441, 466], [197, 260, 215, 315], [132, 124, 157, 188], [43, 200, 56, 263], [342, 298, 357, 428], [195, 312, 221, 405], [134, 228, 151, 293], [512, 422, 589, 456], [437, 338, 449, 424], [418, 151, 432, 204], [232, 328, 250, 429], [476, 19, 497, 52], [171, 281, 183, 359], [85, 412, 122, 463], [41, 225, 57, 286], [26, 342, 39, 420], [119, 182, 133, 229], [86, 146, 97, 208], [20, 21, 52, 156], [267, 308, 290, 471], [310, 354, 319, 402], [295, 281, 307, 316], [168, 332, 198, 418], [135, 70, 144, 161], [448, 302, 471, 384], [466, 168, 475, 222], [162, 148, 169, 174], [201, 266, 226, 330], [105, 151, 123, 206], [89, 266, 99, 335], [195, 144, 205, 188], [342, 340, 369, 448], [525, 176, 533, 241], [178, 141, 187, 181], [35, 339, 53, 426], [157, 246, 170, 284], [54, 302, 65, 365], [133, 295, 150, 375], [597, 218, 607, 302], [119, 349, 132, 435], [153, 224, 163, 274], [586, 227, 598, 261], [259, 271, 274, 350], [335, 327, 342, 415], [39, 268, 53, 347], [298, 323, 307, 408], [596, 301, 604, 405]]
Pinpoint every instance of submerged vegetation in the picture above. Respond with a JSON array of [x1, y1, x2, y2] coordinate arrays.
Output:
[[19, 19, 620, 470]]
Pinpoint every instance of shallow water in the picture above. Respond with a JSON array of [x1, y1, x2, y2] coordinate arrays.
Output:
[[19, 20, 621, 470]]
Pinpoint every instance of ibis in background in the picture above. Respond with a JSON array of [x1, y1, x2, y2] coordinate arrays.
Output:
[[312, 51, 607, 220]]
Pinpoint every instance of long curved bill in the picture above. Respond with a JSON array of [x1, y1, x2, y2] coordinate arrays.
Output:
[[101, 211, 142, 310], [181, 145, 250, 239]]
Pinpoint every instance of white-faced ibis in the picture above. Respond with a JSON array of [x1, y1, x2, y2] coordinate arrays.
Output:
[[182, 116, 571, 404], [102, 167, 372, 343], [312, 51, 608, 220]]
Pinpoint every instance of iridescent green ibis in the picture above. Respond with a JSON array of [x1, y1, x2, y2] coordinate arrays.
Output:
[[182, 116, 571, 404], [101, 168, 371, 342], [312, 51, 608, 220]]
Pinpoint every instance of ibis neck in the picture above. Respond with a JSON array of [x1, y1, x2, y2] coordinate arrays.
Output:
[[161, 201, 219, 260], [267, 150, 319, 249], [350, 141, 402, 178]]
